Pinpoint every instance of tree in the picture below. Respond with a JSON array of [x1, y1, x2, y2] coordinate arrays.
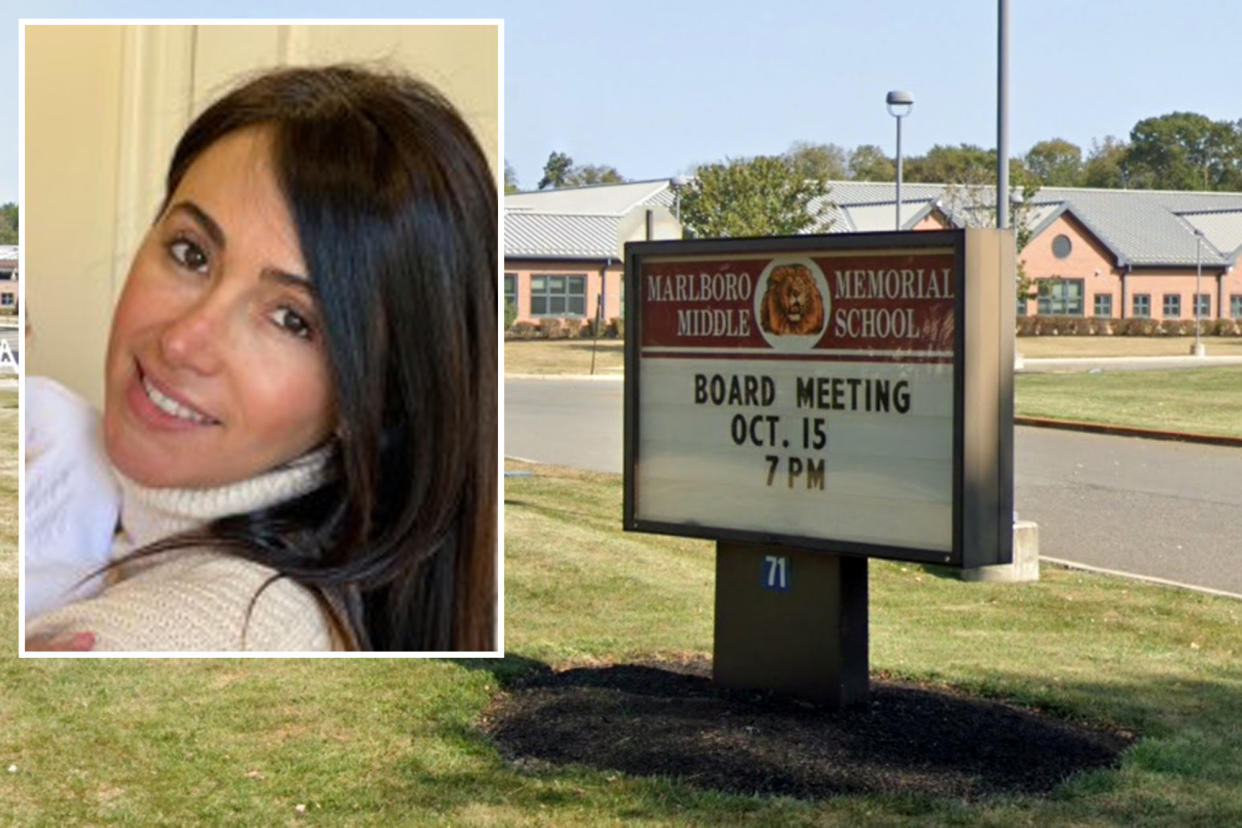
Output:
[[564, 164, 625, 187], [1082, 136, 1129, 188], [537, 151, 626, 189], [503, 161, 520, 194], [905, 144, 994, 185], [1125, 112, 1242, 190], [0, 203, 16, 245], [785, 141, 848, 181], [847, 144, 894, 181], [537, 151, 573, 189], [1025, 139, 1083, 186], [937, 169, 1041, 303], [678, 155, 832, 239]]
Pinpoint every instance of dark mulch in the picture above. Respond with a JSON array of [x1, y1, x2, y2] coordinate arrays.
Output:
[[483, 658, 1136, 801]]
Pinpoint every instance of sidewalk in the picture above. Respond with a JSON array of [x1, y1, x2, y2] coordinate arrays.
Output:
[[1018, 354, 1242, 373]]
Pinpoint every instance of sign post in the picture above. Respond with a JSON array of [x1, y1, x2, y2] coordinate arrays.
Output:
[[624, 229, 1014, 707]]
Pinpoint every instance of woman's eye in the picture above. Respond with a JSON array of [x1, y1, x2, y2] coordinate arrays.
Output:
[[169, 238, 209, 273], [270, 306, 313, 340]]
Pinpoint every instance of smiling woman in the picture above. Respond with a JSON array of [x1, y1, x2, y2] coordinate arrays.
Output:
[[24, 60, 498, 653], [104, 127, 335, 488]]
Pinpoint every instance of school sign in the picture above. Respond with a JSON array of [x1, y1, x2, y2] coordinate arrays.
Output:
[[623, 229, 1015, 704]]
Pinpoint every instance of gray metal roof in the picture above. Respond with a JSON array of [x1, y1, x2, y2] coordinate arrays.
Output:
[[821, 182, 1242, 267], [505, 179, 672, 215], [504, 179, 1242, 268], [1180, 209, 1242, 259], [504, 211, 623, 259]]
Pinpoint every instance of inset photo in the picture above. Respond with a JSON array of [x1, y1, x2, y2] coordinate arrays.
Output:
[[22, 21, 500, 655]]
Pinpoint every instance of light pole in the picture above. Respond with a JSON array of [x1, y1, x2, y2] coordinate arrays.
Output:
[[671, 175, 688, 227], [1192, 229, 1206, 356], [886, 90, 914, 231]]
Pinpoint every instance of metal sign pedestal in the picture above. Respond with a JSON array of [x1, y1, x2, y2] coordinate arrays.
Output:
[[713, 541, 869, 709]]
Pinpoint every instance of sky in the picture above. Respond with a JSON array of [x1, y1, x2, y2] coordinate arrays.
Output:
[[3, 0, 1242, 203]]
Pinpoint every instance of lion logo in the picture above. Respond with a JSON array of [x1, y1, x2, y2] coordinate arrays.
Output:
[[759, 264, 825, 336]]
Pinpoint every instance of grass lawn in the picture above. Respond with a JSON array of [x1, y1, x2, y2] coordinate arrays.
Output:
[[505, 338, 624, 376], [4, 398, 1242, 824], [1015, 366, 1242, 438], [505, 336, 1242, 376]]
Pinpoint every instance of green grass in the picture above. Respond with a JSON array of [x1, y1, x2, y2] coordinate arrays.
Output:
[[6, 396, 1242, 823], [1015, 366, 1242, 438]]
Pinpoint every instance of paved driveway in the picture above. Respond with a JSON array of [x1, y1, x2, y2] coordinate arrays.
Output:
[[505, 376, 1242, 597]]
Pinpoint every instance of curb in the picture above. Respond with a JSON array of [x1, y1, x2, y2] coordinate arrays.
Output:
[[1014, 415, 1242, 448], [1042, 556, 1242, 602], [505, 373, 623, 381]]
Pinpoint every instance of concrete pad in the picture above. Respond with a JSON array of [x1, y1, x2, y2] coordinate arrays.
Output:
[[961, 520, 1039, 583]]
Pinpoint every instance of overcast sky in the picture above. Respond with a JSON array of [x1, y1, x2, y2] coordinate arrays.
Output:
[[4, 0, 1241, 202]]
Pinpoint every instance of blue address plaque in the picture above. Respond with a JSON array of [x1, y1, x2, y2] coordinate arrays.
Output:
[[761, 555, 790, 591]]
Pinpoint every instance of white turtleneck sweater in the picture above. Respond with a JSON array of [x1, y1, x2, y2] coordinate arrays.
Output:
[[25, 379, 344, 652]]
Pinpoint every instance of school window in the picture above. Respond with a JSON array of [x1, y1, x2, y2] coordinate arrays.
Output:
[[1036, 278, 1084, 315], [1194, 293, 1211, 318], [1232, 294, 1242, 319], [0, 294, 12, 307], [504, 273, 516, 308], [0, 269, 13, 281], [530, 274, 586, 317], [1162, 293, 1181, 318], [1093, 293, 1113, 318], [1132, 294, 1151, 318]]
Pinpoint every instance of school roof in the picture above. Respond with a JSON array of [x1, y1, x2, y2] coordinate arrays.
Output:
[[505, 179, 676, 260], [0, 245, 17, 266], [816, 181, 1242, 267], [505, 212, 628, 259], [505, 179, 1242, 269]]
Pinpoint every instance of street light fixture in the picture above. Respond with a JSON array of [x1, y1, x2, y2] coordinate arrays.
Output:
[[671, 175, 689, 226], [886, 90, 914, 231]]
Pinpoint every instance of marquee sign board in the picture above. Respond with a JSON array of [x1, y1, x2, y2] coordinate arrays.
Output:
[[623, 229, 1014, 568]]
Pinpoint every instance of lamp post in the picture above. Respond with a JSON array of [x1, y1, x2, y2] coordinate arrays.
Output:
[[886, 90, 914, 231], [671, 175, 688, 226], [1192, 229, 1206, 356]]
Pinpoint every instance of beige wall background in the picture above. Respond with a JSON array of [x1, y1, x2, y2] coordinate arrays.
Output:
[[25, 23, 499, 407]]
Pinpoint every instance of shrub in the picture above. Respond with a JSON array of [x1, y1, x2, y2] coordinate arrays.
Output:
[[1160, 319, 1199, 336], [508, 320, 538, 340], [606, 316, 625, 339], [579, 318, 604, 338], [1087, 317, 1113, 335], [1015, 316, 1035, 336], [1211, 318, 1240, 336], [504, 299, 517, 330], [538, 317, 570, 339]]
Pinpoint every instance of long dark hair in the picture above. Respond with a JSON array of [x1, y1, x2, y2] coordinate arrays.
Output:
[[149, 65, 496, 650]]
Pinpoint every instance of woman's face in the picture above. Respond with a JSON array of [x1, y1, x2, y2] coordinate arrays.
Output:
[[103, 126, 335, 488]]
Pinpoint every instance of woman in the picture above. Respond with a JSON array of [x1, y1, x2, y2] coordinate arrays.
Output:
[[26, 64, 497, 652]]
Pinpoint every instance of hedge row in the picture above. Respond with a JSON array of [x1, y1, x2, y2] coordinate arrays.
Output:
[[1016, 315, 1242, 336], [505, 314, 1241, 339], [506, 316, 624, 340]]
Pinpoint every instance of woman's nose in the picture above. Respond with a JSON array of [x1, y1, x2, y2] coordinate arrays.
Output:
[[158, 294, 227, 375]]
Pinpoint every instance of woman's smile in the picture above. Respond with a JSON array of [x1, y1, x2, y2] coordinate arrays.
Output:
[[124, 363, 220, 429]]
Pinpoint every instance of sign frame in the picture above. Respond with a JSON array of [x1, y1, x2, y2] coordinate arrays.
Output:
[[623, 228, 1014, 569]]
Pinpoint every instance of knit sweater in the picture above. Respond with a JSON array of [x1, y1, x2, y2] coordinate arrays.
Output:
[[26, 444, 345, 652]]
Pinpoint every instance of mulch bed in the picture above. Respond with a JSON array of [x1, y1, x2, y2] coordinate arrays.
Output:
[[483, 658, 1135, 801]]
